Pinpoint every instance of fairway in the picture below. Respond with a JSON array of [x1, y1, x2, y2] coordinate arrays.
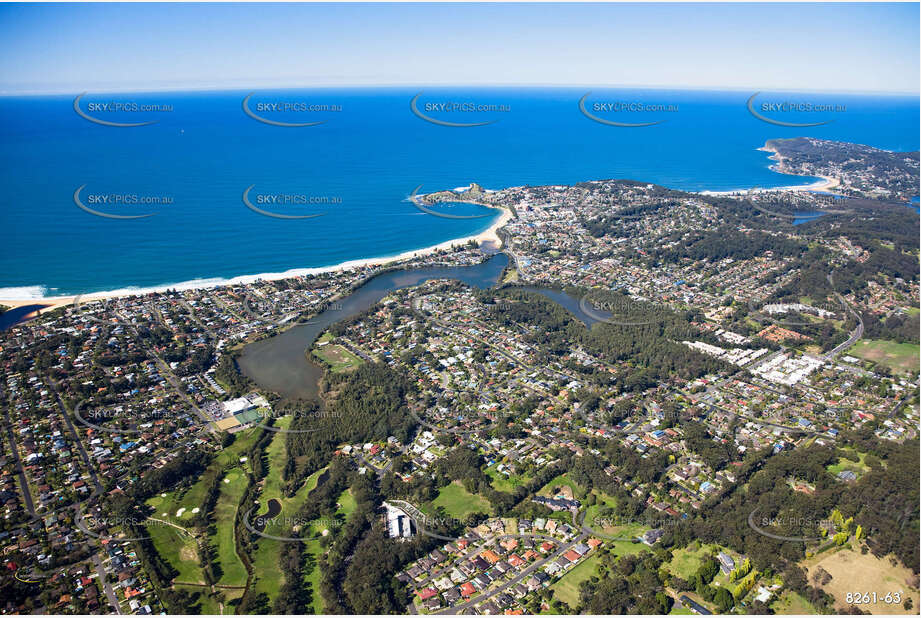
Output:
[[173, 584, 225, 614], [849, 339, 919, 375], [146, 521, 204, 585], [335, 488, 357, 517], [146, 426, 261, 526], [250, 419, 331, 606], [210, 466, 249, 587]]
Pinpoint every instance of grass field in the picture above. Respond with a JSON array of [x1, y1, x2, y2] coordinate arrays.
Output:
[[550, 553, 600, 606], [303, 541, 326, 613], [583, 490, 622, 534], [849, 339, 919, 375], [771, 590, 819, 615], [803, 547, 920, 614], [608, 539, 653, 558], [210, 466, 249, 588], [537, 473, 587, 501], [312, 342, 363, 373], [665, 542, 721, 580], [429, 481, 491, 520]]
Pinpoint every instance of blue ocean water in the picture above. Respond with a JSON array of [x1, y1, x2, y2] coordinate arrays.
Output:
[[0, 87, 917, 297]]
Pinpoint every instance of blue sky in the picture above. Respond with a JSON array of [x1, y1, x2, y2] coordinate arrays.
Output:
[[0, 3, 917, 94]]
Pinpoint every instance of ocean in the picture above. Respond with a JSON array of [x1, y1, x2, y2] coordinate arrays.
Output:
[[0, 87, 917, 298]]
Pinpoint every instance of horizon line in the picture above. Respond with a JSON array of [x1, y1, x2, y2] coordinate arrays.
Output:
[[1, 82, 918, 98]]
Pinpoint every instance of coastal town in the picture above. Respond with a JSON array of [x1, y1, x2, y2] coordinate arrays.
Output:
[[0, 138, 918, 615]]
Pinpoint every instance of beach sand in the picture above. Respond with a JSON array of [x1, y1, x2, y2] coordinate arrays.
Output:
[[0, 205, 514, 308], [697, 175, 840, 197]]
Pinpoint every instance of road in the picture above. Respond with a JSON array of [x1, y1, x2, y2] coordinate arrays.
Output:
[[0, 402, 36, 517], [117, 308, 218, 437], [48, 378, 105, 496], [435, 531, 589, 615], [93, 552, 122, 614], [824, 274, 864, 361]]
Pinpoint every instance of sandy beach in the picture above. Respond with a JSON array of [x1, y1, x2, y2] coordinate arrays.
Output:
[[697, 175, 840, 197], [0, 205, 514, 310]]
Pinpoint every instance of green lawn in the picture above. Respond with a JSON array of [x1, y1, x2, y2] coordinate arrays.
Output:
[[428, 481, 491, 520], [551, 553, 600, 606], [771, 590, 820, 614], [848, 339, 920, 375], [607, 539, 650, 558], [583, 491, 624, 535], [303, 541, 325, 614], [827, 448, 871, 480], [665, 542, 720, 580], [335, 488, 357, 518], [537, 473, 587, 501]]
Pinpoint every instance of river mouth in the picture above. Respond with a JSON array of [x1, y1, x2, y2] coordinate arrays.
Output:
[[237, 255, 611, 400]]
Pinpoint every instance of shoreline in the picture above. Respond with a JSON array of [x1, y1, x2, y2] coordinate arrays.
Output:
[[0, 206, 514, 309], [697, 144, 841, 196], [0, 157, 836, 308], [696, 175, 840, 197]]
